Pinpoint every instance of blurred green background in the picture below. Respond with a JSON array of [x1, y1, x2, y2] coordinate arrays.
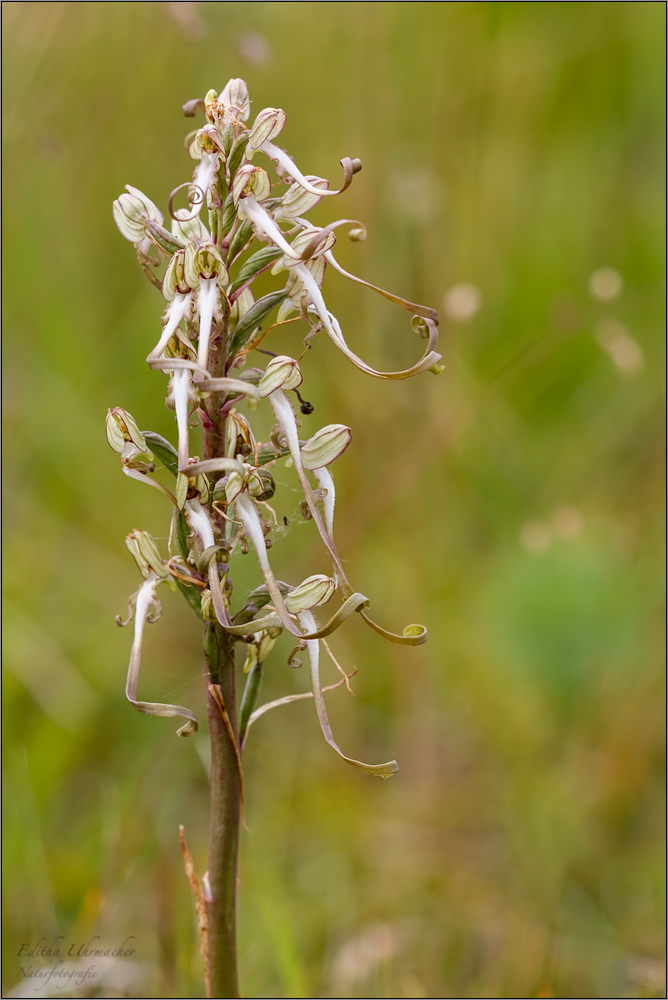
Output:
[[2, 2, 665, 997]]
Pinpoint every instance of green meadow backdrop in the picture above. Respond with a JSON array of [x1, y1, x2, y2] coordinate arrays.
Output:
[[3, 3, 665, 997]]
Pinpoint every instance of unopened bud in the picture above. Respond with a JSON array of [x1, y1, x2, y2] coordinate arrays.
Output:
[[247, 467, 275, 501], [232, 164, 272, 205], [112, 185, 163, 244], [258, 356, 303, 397], [274, 176, 329, 220], [126, 529, 169, 579], [257, 630, 278, 661], [204, 89, 218, 120], [285, 575, 335, 614], [221, 78, 250, 121], [247, 108, 287, 151], [300, 424, 352, 470], [162, 249, 195, 300], [106, 408, 154, 464]]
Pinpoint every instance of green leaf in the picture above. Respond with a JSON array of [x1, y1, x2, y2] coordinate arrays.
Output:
[[228, 290, 289, 356], [227, 132, 250, 183], [228, 246, 284, 295], [220, 193, 236, 239], [142, 432, 178, 477], [143, 219, 186, 255], [227, 219, 254, 262], [171, 508, 191, 562]]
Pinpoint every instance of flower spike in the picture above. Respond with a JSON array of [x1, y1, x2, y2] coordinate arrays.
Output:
[[110, 75, 436, 774]]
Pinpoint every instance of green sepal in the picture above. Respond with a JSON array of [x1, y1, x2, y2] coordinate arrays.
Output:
[[142, 432, 179, 477], [228, 290, 289, 357], [228, 246, 284, 295], [255, 442, 291, 466], [143, 219, 187, 256]]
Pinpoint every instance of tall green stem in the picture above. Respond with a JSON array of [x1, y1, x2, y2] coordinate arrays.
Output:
[[204, 623, 240, 999], [203, 319, 241, 998]]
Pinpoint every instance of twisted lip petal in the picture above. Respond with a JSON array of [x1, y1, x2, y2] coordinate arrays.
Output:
[[325, 249, 439, 324], [260, 141, 360, 197], [295, 264, 442, 380], [299, 610, 398, 779], [359, 611, 428, 646], [125, 576, 198, 736], [235, 493, 304, 638], [268, 389, 354, 596], [196, 278, 218, 370]]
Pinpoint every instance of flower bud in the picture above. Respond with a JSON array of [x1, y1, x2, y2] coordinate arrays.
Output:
[[274, 177, 329, 220], [126, 530, 169, 579], [203, 89, 220, 124], [106, 408, 154, 463], [257, 630, 278, 661], [285, 575, 335, 614], [247, 467, 275, 501], [232, 164, 272, 205], [258, 356, 303, 397], [162, 248, 195, 300], [112, 185, 163, 244], [247, 108, 287, 151], [221, 78, 250, 121], [300, 424, 352, 470], [282, 227, 336, 267]]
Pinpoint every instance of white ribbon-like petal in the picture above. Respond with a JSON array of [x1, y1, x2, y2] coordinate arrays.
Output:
[[125, 575, 198, 736], [196, 278, 218, 370], [173, 369, 192, 470], [298, 610, 398, 778], [148, 293, 192, 361]]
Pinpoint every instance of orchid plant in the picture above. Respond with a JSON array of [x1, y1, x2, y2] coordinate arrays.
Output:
[[108, 77, 441, 998]]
